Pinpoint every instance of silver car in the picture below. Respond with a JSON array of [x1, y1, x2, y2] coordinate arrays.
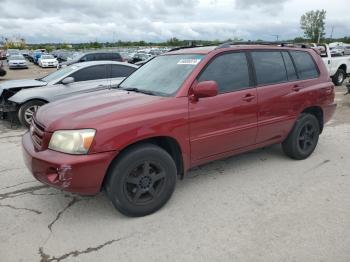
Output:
[[0, 61, 138, 127], [8, 55, 28, 69]]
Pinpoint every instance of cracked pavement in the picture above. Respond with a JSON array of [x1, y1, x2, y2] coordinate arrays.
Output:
[[1, 86, 350, 262]]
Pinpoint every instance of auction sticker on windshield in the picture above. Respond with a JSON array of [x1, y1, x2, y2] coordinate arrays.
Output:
[[177, 59, 201, 65]]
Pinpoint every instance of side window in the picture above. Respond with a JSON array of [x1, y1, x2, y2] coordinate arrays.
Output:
[[198, 52, 250, 93], [281, 52, 298, 81], [100, 53, 109, 60], [83, 54, 95, 61], [70, 65, 107, 82], [111, 65, 136, 78], [251, 51, 287, 85], [290, 51, 319, 79]]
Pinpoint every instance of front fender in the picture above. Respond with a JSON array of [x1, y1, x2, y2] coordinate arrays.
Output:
[[8, 89, 52, 104]]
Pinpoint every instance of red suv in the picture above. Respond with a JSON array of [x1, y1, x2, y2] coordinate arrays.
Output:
[[22, 44, 336, 216]]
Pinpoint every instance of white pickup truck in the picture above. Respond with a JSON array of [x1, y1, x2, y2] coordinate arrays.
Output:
[[317, 44, 350, 86]]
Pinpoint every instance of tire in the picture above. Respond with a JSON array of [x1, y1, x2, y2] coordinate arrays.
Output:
[[105, 144, 177, 217], [332, 69, 346, 86], [18, 100, 46, 128], [282, 113, 320, 160], [0, 69, 6, 77]]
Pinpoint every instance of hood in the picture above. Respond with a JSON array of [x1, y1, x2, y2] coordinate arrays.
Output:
[[36, 89, 166, 131], [0, 79, 47, 97], [8, 60, 26, 63], [41, 59, 57, 63]]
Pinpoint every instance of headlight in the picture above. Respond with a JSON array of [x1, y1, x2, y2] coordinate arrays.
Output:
[[48, 129, 96, 154]]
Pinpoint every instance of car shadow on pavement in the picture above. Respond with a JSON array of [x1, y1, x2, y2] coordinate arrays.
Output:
[[26, 144, 286, 221]]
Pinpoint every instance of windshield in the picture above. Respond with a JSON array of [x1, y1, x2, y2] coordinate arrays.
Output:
[[40, 65, 78, 83], [41, 55, 54, 59], [120, 54, 204, 96]]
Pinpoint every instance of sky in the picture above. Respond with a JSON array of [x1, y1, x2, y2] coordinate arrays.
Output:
[[0, 0, 349, 43]]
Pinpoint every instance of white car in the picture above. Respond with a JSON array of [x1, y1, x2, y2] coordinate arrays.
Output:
[[8, 55, 28, 69], [38, 55, 59, 68]]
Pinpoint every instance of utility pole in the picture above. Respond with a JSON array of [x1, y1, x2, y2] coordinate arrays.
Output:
[[330, 26, 334, 40], [272, 34, 280, 41]]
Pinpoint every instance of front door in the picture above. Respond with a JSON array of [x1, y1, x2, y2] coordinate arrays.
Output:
[[189, 52, 258, 163]]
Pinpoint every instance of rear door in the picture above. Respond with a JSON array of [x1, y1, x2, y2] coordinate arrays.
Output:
[[251, 51, 297, 144], [52, 65, 110, 101], [253, 50, 319, 144], [189, 52, 258, 163]]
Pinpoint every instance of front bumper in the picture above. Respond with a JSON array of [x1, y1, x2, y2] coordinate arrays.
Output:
[[9, 64, 27, 69], [22, 132, 119, 195], [42, 64, 57, 68]]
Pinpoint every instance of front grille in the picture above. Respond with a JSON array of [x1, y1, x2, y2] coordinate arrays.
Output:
[[30, 118, 46, 150]]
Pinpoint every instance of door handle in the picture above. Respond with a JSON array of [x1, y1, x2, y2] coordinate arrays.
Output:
[[292, 85, 301, 92], [242, 94, 255, 102]]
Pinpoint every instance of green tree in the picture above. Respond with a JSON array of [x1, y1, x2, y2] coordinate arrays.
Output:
[[300, 9, 326, 43]]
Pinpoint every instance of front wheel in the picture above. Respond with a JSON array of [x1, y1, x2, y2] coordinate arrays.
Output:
[[282, 113, 320, 160], [18, 100, 46, 128], [105, 144, 177, 217]]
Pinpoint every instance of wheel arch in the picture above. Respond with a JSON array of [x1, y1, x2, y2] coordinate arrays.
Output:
[[101, 136, 185, 191], [339, 64, 347, 72], [20, 98, 49, 106], [301, 106, 324, 133]]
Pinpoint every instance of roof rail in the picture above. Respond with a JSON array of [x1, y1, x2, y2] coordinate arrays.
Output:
[[168, 43, 204, 52], [215, 41, 314, 49]]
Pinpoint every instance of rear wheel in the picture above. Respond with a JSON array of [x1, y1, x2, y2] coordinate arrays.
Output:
[[332, 69, 346, 86], [282, 113, 320, 160], [18, 100, 46, 128], [106, 144, 177, 217]]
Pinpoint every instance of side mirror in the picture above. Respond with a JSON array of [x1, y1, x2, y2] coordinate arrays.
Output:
[[192, 81, 218, 100], [61, 77, 74, 85]]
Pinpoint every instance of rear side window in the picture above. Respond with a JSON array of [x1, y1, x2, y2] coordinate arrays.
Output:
[[290, 51, 319, 79], [70, 65, 107, 82], [198, 52, 251, 93], [281, 52, 298, 81], [251, 51, 287, 85], [110, 65, 136, 78]]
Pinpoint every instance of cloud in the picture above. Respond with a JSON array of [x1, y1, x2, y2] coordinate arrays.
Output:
[[0, 0, 349, 43], [235, 0, 289, 15]]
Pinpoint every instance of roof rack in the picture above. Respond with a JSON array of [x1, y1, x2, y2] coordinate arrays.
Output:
[[168, 44, 203, 52], [215, 41, 314, 49]]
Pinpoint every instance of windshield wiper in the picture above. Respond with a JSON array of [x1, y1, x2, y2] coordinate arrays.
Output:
[[120, 87, 156, 96]]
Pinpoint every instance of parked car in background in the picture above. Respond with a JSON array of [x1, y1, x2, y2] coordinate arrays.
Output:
[[32, 50, 46, 64], [318, 44, 350, 85], [329, 42, 350, 56], [8, 55, 28, 69], [22, 43, 336, 217], [128, 52, 153, 64], [0, 61, 138, 127], [21, 50, 30, 58], [38, 55, 59, 68], [58, 51, 123, 68]]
